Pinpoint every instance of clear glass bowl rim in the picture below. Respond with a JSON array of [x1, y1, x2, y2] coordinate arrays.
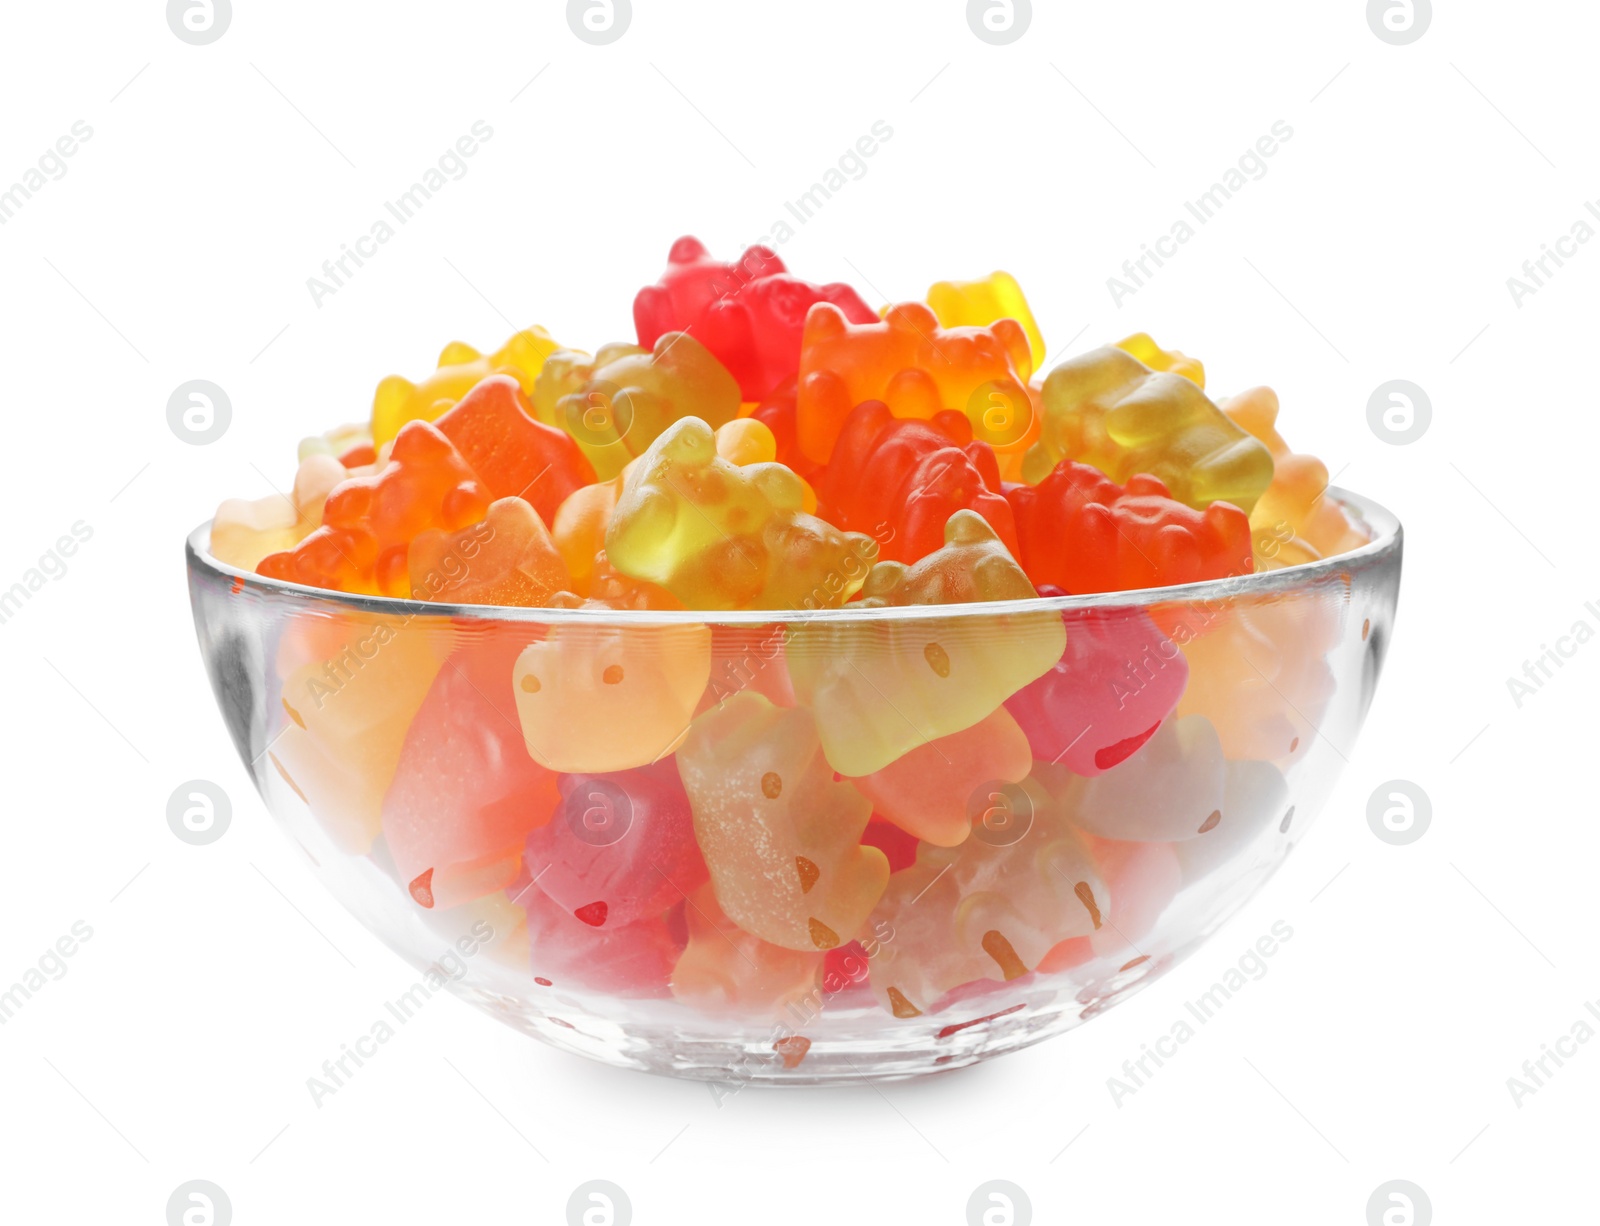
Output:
[[185, 486, 1401, 627]]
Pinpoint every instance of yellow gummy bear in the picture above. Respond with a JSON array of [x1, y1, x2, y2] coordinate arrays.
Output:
[[512, 621, 710, 773], [531, 333, 741, 481], [677, 692, 889, 952], [787, 510, 1065, 777], [926, 271, 1047, 369], [1220, 386, 1368, 569], [1115, 332, 1205, 387], [371, 327, 562, 447], [1023, 344, 1274, 513], [866, 776, 1108, 1018], [605, 417, 877, 611], [211, 453, 346, 571], [298, 421, 373, 464]]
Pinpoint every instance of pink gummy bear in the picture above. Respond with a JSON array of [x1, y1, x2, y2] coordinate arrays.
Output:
[[1005, 602, 1191, 776], [381, 633, 559, 911], [523, 758, 708, 931]]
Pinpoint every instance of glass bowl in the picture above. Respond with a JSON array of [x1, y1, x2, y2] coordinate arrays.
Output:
[[185, 489, 1401, 1084]]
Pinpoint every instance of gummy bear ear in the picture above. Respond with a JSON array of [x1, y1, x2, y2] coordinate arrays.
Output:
[[802, 300, 850, 342], [438, 340, 481, 367], [372, 374, 416, 422], [860, 559, 907, 599], [668, 236, 710, 264], [943, 508, 1000, 546], [989, 318, 1034, 381], [389, 419, 459, 462], [884, 302, 940, 333], [737, 244, 785, 280], [633, 285, 673, 349]]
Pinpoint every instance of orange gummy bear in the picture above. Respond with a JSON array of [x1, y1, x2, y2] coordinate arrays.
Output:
[[847, 706, 1033, 847], [259, 421, 491, 597], [1220, 386, 1368, 569], [433, 374, 596, 528], [796, 301, 1034, 465], [409, 496, 571, 607], [512, 621, 711, 773]]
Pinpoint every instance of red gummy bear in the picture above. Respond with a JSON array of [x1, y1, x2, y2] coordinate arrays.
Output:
[[434, 375, 595, 527], [1005, 461, 1252, 594], [633, 237, 877, 402], [816, 400, 1018, 564], [259, 420, 490, 597], [523, 758, 708, 931]]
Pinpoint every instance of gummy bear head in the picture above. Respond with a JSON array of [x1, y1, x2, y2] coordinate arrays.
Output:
[[857, 510, 1035, 608]]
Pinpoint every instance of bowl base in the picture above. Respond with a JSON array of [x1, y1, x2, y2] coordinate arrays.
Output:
[[455, 960, 1174, 1085]]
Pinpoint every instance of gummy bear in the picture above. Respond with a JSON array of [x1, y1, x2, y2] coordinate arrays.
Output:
[[926, 271, 1047, 369], [1115, 332, 1204, 387], [551, 473, 626, 597], [259, 420, 491, 597], [531, 333, 741, 480], [211, 453, 345, 571], [1220, 386, 1367, 570], [523, 758, 707, 930], [1037, 835, 1182, 972], [1006, 460, 1253, 594], [1173, 589, 1341, 766], [1171, 758, 1289, 884], [1022, 344, 1274, 514], [847, 706, 1032, 847], [1005, 605, 1189, 775], [381, 633, 560, 910], [371, 326, 562, 446], [671, 883, 825, 1016], [795, 301, 1034, 464], [815, 400, 1017, 564], [633, 237, 877, 401], [268, 613, 454, 853], [750, 376, 824, 484], [408, 496, 570, 607], [1051, 716, 1227, 842], [676, 692, 889, 952], [512, 621, 711, 773], [299, 421, 374, 466], [787, 511, 1066, 777], [604, 417, 878, 611], [514, 872, 681, 998], [577, 556, 681, 611], [866, 776, 1108, 1017], [433, 374, 596, 527]]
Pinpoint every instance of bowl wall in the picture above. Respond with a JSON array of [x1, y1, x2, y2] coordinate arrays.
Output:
[[185, 492, 1401, 1083]]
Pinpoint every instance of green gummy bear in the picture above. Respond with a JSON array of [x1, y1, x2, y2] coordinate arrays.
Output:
[[605, 416, 878, 611], [1023, 345, 1274, 513], [788, 510, 1066, 777], [531, 332, 741, 480]]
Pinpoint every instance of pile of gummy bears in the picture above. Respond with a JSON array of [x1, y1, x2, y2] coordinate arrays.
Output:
[[213, 237, 1369, 1028]]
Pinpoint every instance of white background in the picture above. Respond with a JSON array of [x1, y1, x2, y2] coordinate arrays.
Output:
[[1, 1, 1595, 1222]]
